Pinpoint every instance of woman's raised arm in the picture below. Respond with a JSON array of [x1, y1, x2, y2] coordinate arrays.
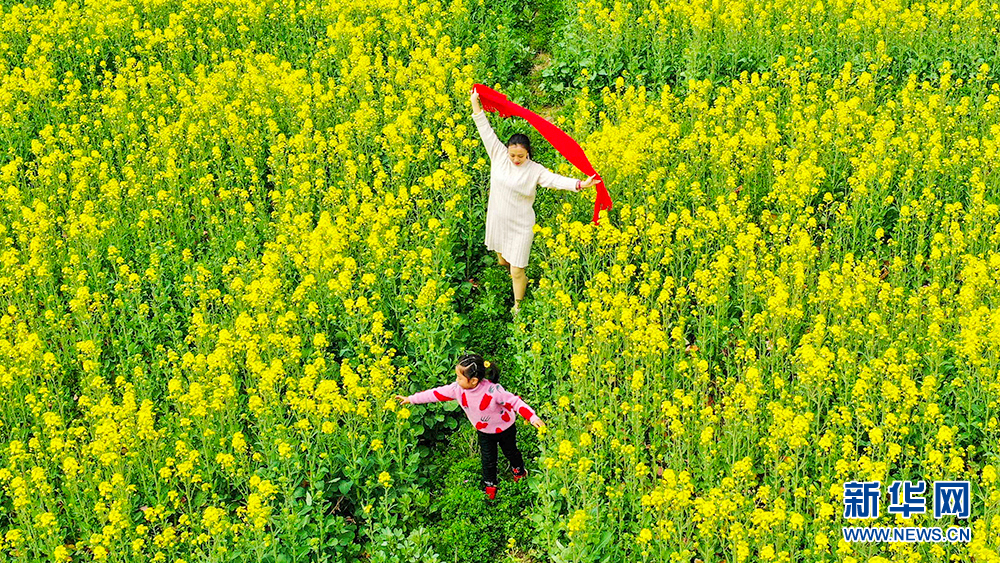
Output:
[[471, 88, 507, 162]]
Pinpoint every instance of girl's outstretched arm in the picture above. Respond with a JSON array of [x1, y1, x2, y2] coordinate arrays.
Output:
[[405, 382, 459, 405], [494, 384, 545, 428]]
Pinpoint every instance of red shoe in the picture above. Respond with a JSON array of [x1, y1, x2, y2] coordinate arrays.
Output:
[[485, 486, 497, 500], [512, 468, 527, 483]]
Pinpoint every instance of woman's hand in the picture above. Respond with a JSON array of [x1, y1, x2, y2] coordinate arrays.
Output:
[[578, 174, 599, 190], [394, 394, 411, 405], [470, 87, 482, 114]]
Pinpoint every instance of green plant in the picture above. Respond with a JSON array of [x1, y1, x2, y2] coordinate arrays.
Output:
[[367, 525, 442, 563], [429, 457, 540, 563]]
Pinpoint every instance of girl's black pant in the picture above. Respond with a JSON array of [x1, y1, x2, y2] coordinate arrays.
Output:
[[477, 424, 524, 487]]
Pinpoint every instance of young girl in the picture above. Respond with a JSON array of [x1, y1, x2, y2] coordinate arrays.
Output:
[[470, 87, 598, 314], [395, 353, 545, 499]]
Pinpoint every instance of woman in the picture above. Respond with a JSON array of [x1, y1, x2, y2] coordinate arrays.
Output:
[[470, 87, 597, 314]]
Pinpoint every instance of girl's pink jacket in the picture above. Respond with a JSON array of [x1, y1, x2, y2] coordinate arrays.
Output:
[[407, 379, 540, 434]]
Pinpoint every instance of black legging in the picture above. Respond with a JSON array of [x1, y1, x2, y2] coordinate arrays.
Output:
[[478, 424, 525, 487]]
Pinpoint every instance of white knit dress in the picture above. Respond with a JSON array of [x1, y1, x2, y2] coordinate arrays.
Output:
[[473, 110, 579, 269]]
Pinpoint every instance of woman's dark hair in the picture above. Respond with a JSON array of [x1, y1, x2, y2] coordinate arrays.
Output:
[[506, 133, 532, 159], [457, 353, 499, 384]]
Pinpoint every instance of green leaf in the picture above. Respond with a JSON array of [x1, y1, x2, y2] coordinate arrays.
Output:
[[595, 530, 614, 551]]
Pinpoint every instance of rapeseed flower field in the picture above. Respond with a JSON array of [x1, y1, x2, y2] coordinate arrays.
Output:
[[1, 0, 998, 561]]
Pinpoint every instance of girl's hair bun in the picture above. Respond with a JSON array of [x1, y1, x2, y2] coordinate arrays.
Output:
[[458, 353, 499, 384]]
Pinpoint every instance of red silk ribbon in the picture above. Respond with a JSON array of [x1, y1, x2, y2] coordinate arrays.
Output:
[[473, 83, 613, 224]]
